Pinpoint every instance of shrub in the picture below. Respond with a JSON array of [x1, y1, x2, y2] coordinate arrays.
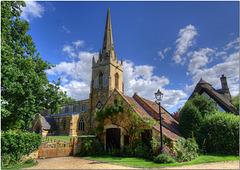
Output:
[[154, 153, 176, 163], [190, 93, 218, 117], [173, 137, 198, 162], [135, 144, 150, 159], [199, 111, 239, 154], [1, 131, 41, 166], [77, 139, 105, 156], [24, 158, 35, 164], [179, 101, 203, 138], [122, 145, 135, 157]]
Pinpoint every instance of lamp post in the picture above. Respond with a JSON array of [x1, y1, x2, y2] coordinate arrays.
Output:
[[155, 89, 163, 151]]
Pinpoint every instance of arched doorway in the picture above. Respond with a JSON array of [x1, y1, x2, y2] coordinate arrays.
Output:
[[106, 128, 121, 151]]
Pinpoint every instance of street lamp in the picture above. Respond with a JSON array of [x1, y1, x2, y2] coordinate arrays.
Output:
[[155, 89, 163, 151]]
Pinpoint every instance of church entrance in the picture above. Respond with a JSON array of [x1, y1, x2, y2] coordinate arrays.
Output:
[[106, 128, 121, 151]]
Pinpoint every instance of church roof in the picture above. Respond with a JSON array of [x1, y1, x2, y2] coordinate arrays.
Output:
[[42, 116, 57, 130], [121, 92, 180, 141], [51, 111, 86, 117], [189, 78, 238, 115]]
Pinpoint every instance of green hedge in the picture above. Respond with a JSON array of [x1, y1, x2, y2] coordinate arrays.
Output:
[[200, 111, 239, 154], [1, 131, 42, 166]]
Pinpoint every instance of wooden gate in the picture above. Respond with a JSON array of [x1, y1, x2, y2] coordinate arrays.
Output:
[[38, 138, 73, 158]]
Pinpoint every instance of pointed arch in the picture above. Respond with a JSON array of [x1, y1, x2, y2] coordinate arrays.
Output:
[[98, 71, 104, 89], [78, 117, 85, 131], [115, 73, 119, 89]]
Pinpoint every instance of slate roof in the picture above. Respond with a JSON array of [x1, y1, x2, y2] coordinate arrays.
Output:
[[51, 111, 85, 117], [122, 93, 180, 141], [189, 78, 238, 115], [42, 116, 57, 130]]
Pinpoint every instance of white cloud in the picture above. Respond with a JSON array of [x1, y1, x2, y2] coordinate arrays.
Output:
[[21, 1, 45, 21], [186, 51, 239, 96], [157, 51, 165, 60], [73, 40, 85, 49], [123, 60, 187, 109], [164, 47, 171, 53], [62, 25, 71, 34], [216, 51, 227, 57], [224, 38, 239, 51], [188, 48, 215, 74], [62, 45, 76, 58], [173, 25, 198, 64]]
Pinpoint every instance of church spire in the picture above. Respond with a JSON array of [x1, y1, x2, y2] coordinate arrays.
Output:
[[102, 8, 114, 59]]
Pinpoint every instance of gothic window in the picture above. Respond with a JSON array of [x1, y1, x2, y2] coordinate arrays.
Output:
[[115, 73, 119, 89], [98, 71, 103, 89], [114, 99, 118, 107], [65, 107, 69, 113], [78, 117, 85, 131], [63, 119, 66, 130], [82, 104, 86, 111], [73, 105, 77, 112]]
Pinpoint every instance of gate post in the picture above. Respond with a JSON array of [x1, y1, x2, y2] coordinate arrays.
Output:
[[38, 143, 43, 158], [56, 142, 58, 157]]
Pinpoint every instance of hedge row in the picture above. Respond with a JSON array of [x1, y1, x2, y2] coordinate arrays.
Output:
[[1, 131, 42, 166]]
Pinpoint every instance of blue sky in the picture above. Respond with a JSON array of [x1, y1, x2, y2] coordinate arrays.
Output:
[[21, 1, 239, 113]]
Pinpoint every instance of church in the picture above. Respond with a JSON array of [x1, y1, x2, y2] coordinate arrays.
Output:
[[32, 9, 180, 148]]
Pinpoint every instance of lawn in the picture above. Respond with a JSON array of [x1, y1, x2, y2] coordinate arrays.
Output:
[[84, 154, 239, 168], [2, 162, 38, 169], [43, 135, 96, 143]]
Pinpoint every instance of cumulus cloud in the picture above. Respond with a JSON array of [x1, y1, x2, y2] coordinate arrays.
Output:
[[186, 51, 239, 96], [21, 1, 45, 21], [62, 45, 76, 58], [164, 47, 171, 53], [188, 48, 215, 74], [73, 40, 85, 49], [123, 60, 187, 108], [173, 25, 198, 64]]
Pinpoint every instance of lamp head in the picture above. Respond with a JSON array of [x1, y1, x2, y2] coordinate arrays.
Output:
[[155, 89, 163, 102]]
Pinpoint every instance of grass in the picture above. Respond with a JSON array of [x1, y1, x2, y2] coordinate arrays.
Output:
[[43, 135, 96, 143], [83, 154, 239, 168], [2, 162, 38, 169]]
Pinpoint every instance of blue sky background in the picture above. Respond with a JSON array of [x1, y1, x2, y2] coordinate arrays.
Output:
[[21, 1, 239, 113]]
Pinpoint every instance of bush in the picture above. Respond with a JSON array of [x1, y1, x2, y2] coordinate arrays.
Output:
[[1, 131, 41, 166], [24, 158, 35, 164], [154, 153, 176, 163], [190, 93, 218, 117], [199, 111, 239, 154], [179, 101, 203, 138], [77, 139, 104, 156], [122, 145, 135, 157], [135, 144, 150, 159], [173, 137, 198, 162]]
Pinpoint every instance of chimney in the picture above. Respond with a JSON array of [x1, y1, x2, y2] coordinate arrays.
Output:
[[220, 74, 229, 92]]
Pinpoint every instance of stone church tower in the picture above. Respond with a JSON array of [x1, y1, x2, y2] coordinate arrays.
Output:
[[89, 8, 124, 132]]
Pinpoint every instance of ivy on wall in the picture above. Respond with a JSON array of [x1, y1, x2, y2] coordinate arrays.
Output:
[[94, 99, 157, 144]]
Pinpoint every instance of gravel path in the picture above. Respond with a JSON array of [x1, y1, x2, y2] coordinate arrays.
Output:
[[26, 157, 239, 169]]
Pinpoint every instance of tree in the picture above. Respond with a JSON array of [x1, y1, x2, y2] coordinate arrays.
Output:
[[190, 93, 218, 117], [179, 101, 203, 139], [1, 1, 63, 131], [232, 94, 239, 112], [59, 92, 76, 104]]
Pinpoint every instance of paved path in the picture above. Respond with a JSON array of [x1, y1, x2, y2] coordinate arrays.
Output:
[[26, 157, 239, 169]]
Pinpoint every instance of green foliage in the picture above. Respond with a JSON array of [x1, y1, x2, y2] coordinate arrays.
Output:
[[153, 153, 176, 163], [179, 101, 203, 138], [1, 131, 42, 166], [232, 94, 239, 112], [199, 111, 239, 154], [135, 143, 150, 159], [94, 99, 157, 143], [122, 145, 135, 157], [173, 137, 199, 162], [1, 1, 65, 131], [59, 92, 76, 104], [77, 139, 105, 156], [190, 93, 218, 117]]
